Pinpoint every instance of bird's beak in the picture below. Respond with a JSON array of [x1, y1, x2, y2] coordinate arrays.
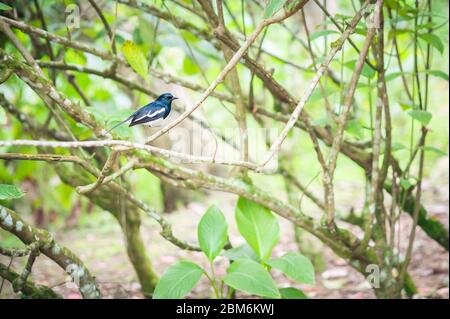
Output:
[[172, 97, 179, 100]]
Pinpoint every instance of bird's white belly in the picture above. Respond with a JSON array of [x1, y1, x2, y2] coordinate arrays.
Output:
[[144, 117, 164, 127]]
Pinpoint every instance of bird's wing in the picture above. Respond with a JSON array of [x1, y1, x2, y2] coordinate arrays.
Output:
[[129, 107, 166, 126]]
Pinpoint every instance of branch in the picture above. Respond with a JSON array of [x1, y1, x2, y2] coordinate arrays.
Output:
[[87, 0, 116, 54], [216, 0, 248, 165], [0, 242, 40, 257], [258, 0, 373, 170], [12, 245, 40, 294], [143, 0, 310, 144], [0, 152, 200, 252], [0, 261, 62, 298], [76, 150, 119, 194], [0, 205, 101, 298], [312, 0, 377, 70], [0, 139, 259, 170], [35, 60, 247, 140]]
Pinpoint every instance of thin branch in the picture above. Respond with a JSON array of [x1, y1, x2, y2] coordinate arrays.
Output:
[[0, 242, 40, 258], [216, 0, 249, 165], [87, 0, 117, 54], [76, 150, 120, 194], [144, 1, 310, 144], [12, 245, 40, 293], [258, 0, 373, 170], [312, 0, 377, 70]]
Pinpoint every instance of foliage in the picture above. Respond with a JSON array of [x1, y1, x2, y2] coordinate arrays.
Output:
[[154, 202, 314, 299], [0, 184, 25, 200], [0, 0, 448, 299]]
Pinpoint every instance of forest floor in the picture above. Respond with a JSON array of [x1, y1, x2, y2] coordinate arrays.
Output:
[[1, 158, 448, 299]]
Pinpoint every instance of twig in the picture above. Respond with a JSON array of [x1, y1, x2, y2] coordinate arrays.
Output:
[[76, 150, 120, 194], [144, 1, 310, 144], [312, 0, 377, 70], [258, 0, 373, 171], [87, 0, 117, 54], [216, 0, 249, 164], [12, 244, 40, 293]]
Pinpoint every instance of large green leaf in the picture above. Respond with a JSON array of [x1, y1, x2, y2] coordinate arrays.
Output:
[[197, 205, 228, 261], [153, 261, 203, 299], [263, 0, 287, 19], [423, 146, 448, 157], [224, 259, 280, 298], [0, 184, 25, 200], [0, 2, 12, 10], [419, 33, 444, 54], [279, 287, 308, 299], [408, 110, 432, 126], [266, 252, 315, 284], [235, 197, 280, 260], [122, 40, 149, 80], [427, 70, 449, 81]]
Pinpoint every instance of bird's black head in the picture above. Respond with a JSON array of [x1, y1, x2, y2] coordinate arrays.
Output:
[[157, 93, 178, 104]]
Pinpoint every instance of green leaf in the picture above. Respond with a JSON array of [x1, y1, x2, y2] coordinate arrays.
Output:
[[391, 142, 406, 152], [235, 197, 280, 260], [0, 107, 6, 125], [385, 72, 403, 82], [400, 178, 413, 190], [344, 60, 376, 78], [407, 110, 432, 126], [279, 287, 308, 299], [122, 40, 149, 80], [266, 252, 315, 284], [223, 243, 260, 262], [399, 101, 414, 111], [427, 70, 449, 81], [0, 2, 12, 10], [153, 261, 203, 299], [65, 49, 86, 65], [183, 57, 200, 75], [198, 205, 228, 261], [0, 184, 25, 200], [310, 29, 340, 41], [423, 146, 448, 157], [224, 259, 280, 298], [263, 0, 287, 19], [419, 33, 444, 54]]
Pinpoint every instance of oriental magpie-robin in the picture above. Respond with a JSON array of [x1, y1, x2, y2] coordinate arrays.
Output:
[[105, 93, 178, 134]]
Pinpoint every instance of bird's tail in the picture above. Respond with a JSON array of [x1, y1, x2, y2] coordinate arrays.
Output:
[[104, 116, 132, 135]]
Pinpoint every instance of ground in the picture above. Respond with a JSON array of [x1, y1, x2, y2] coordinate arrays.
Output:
[[0, 158, 448, 299]]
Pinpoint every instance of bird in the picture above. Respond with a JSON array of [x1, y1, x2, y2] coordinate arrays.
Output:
[[105, 92, 178, 134]]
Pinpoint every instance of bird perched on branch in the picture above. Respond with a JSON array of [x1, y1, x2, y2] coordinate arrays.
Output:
[[105, 93, 178, 134]]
